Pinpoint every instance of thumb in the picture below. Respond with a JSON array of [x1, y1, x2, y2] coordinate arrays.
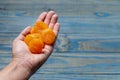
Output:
[[16, 26, 31, 41]]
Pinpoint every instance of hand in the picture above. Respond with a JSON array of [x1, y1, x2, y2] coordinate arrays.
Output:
[[0, 11, 60, 80]]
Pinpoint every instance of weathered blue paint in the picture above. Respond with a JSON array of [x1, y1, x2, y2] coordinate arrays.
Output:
[[0, 0, 120, 80]]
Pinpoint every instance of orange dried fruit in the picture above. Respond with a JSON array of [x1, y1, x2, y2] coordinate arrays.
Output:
[[24, 33, 44, 53], [29, 38, 44, 54], [24, 33, 42, 44], [30, 27, 35, 33], [31, 21, 48, 34], [42, 28, 56, 45], [24, 21, 56, 54], [24, 34, 34, 45]]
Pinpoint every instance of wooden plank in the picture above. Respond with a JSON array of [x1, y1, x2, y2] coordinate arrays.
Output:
[[30, 75, 120, 80], [1, 51, 120, 80], [0, 33, 120, 53], [0, 0, 120, 16], [1, 0, 120, 15], [0, 15, 120, 34]]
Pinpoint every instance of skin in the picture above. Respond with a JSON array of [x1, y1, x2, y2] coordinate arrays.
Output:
[[0, 11, 60, 80]]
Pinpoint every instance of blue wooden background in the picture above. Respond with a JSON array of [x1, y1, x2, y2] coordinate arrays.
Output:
[[0, 0, 120, 80]]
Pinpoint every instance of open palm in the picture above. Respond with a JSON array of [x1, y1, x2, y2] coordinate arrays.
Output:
[[12, 11, 60, 74]]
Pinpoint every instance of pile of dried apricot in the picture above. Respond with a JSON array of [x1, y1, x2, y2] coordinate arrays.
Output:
[[24, 21, 56, 54]]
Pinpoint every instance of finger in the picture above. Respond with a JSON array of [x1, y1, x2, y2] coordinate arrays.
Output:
[[49, 14, 58, 29], [42, 45, 53, 58], [36, 12, 47, 22], [44, 11, 55, 25], [16, 26, 31, 41], [53, 23, 60, 36]]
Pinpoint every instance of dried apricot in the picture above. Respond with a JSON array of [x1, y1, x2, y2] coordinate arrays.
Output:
[[24, 33, 42, 44], [24, 33, 44, 53], [30, 27, 35, 33], [29, 38, 44, 53], [42, 28, 56, 45], [31, 21, 48, 34], [24, 34, 34, 45]]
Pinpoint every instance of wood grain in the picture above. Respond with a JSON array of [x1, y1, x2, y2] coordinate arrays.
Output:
[[0, 0, 120, 80]]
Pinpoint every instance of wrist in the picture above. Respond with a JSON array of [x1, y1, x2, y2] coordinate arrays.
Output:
[[0, 59, 31, 80]]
